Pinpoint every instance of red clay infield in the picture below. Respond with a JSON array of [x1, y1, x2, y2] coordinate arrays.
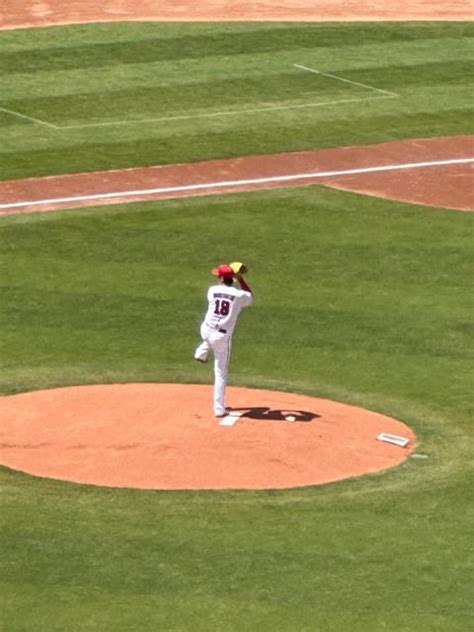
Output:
[[0, 383, 416, 490]]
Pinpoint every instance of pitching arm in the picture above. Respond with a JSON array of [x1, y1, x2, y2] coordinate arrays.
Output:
[[237, 274, 252, 294]]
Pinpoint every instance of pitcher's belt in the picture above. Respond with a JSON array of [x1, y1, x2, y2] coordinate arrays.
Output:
[[206, 323, 227, 334]]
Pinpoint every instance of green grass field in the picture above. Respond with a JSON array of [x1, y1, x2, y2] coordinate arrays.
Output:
[[1, 21, 473, 178], [1, 21, 473, 632]]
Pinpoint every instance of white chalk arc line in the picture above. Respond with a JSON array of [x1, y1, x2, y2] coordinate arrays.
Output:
[[57, 94, 394, 129], [293, 64, 399, 97], [0, 64, 397, 130], [0, 157, 472, 210], [0, 106, 59, 129]]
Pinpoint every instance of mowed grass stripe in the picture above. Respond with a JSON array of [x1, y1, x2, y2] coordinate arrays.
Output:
[[1, 82, 472, 138], [2, 36, 471, 102], [4, 284, 469, 362], [2, 61, 471, 130], [2, 75, 378, 126], [1, 22, 471, 74], [0, 107, 471, 181], [1, 57, 471, 106], [0, 22, 472, 177], [0, 21, 270, 52], [0, 103, 470, 192]]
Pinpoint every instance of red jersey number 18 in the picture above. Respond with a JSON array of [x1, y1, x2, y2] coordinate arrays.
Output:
[[214, 299, 230, 316]]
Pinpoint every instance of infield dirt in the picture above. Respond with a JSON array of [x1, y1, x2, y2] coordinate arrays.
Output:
[[1, 0, 472, 29]]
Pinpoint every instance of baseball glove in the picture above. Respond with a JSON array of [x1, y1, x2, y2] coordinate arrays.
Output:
[[230, 261, 248, 275]]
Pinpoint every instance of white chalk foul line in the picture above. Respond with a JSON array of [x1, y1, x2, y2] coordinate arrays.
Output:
[[1, 157, 472, 210]]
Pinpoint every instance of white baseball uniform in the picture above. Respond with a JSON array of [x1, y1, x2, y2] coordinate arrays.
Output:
[[194, 283, 252, 416]]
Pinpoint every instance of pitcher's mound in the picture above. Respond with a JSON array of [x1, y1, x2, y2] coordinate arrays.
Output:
[[0, 383, 415, 489]]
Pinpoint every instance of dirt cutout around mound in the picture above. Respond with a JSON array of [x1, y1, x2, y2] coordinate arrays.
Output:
[[1, 136, 473, 215], [0, 384, 416, 490], [1, 0, 472, 29]]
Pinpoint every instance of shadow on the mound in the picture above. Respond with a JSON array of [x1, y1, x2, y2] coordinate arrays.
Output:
[[228, 406, 320, 423]]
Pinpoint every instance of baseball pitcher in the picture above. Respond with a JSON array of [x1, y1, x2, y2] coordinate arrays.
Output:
[[194, 262, 253, 417]]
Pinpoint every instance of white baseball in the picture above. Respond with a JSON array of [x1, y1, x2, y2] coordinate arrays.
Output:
[[285, 415, 296, 422]]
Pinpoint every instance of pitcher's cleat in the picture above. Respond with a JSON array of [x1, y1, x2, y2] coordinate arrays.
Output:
[[215, 407, 231, 418]]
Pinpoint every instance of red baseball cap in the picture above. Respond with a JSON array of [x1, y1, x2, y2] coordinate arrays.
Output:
[[211, 263, 234, 278]]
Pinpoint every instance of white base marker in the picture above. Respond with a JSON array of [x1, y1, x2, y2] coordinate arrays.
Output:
[[218, 410, 244, 427], [377, 433, 410, 447]]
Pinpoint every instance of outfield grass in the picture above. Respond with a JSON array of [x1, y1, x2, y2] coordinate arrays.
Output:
[[0, 21, 473, 179], [1, 20, 473, 632]]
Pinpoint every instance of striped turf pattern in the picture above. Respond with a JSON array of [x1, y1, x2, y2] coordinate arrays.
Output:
[[0, 21, 473, 179]]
